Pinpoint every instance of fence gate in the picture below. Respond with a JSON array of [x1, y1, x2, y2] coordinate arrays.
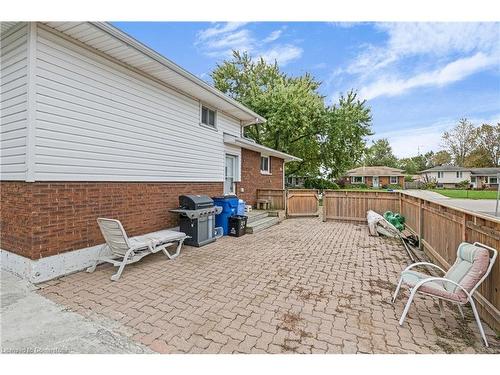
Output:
[[286, 189, 320, 217]]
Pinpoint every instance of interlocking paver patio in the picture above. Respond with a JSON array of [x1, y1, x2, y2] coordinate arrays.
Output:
[[38, 217, 500, 353]]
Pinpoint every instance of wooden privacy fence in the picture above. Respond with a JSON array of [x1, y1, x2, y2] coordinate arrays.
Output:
[[256, 189, 286, 210], [323, 190, 500, 331], [257, 188, 320, 217], [286, 189, 320, 217]]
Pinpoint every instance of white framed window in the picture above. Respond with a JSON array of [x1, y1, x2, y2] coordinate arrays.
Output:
[[471, 176, 476, 183], [456, 171, 463, 178], [260, 155, 271, 174], [437, 171, 444, 178], [351, 176, 364, 184], [390, 176, 398, 184], [200, 104, 216, 128], [489, 177, 498, 184]]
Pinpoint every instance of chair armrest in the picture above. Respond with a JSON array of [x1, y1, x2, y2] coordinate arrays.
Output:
[[403, 262, 446, 274], [413, 277, 471, 300]]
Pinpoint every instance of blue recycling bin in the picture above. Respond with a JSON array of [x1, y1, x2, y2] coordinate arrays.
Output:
[[213, 196, 239, 235]]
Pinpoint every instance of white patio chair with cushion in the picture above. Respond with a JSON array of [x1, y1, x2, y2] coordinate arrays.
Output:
[[392, 241, 497, 347], [87, 218, 189, 281]]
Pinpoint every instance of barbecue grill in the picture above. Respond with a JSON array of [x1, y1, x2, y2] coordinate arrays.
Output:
[[170, 195, 222, 247]]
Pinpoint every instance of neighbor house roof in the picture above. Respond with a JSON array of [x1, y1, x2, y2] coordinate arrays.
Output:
[[31, 22, 267, 126], [470, 167, 500, 176], [346, 166, 405, 176], [223, 134, 302, 162], [420, 165, 470, 173]]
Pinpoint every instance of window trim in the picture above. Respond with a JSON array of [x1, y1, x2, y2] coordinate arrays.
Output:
[[437, 171, 444, 179], [456, 171, 463, 179], [389, 176, 398, 184], [351, 176, 364, 184], [260, 155, 271, 174], [488, 176, 498, 184], [200, 103, 217, 130], [224, 153, 239, 195]]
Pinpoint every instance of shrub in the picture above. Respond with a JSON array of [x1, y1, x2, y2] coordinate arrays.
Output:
[[455, 180, 471, 190], [386, 184, 401, 190], [348, 183, 368, 189], [420, 180, 437, 190], [404, 175, 413, 182]]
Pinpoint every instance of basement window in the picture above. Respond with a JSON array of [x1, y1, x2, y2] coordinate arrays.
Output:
[[201, 105, 216, 128]]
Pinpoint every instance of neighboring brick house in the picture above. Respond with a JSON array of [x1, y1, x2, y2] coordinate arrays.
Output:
[[0, 22, 299, 282], [345, 166, 405, 188]]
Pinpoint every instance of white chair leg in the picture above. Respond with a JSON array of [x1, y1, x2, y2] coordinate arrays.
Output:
[[86, 245, 105, 273], [469, 297, 489, 347], [110, 248, 134, 281], [457, 304, 465, 319], [162, 238, 185, 260], [392, 277, 403, 304], [399, 288, 417, 326]]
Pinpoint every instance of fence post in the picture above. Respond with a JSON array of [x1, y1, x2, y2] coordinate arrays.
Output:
[[462, 212, 467, 242], [418, 198, 424, 250]]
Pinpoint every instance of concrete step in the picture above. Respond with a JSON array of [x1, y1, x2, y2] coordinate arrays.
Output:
[[246, 210, 270, 224], [246, 216, 280, 234]]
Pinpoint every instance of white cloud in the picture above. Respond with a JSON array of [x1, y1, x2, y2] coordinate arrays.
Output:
[[333, 22, 500, 101], [197, 22, 247, 41], [262, 30, 282, 43], [260, 44, 303, 65], [375, 113, 500, 158], [359, 52, 498, 100], [196, 23, 302, 66]]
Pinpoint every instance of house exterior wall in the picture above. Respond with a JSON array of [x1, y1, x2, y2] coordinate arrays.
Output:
[[350, 176, 404, 188], [424, 171, 471, 185], [5, 23, 241, 183], [0, 181, 223, 260], [237, 148, 284, 206], [1, 23, 28, 181]]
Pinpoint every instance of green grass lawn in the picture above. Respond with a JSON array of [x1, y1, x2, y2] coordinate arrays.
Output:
[[431, 189, 498, 200]]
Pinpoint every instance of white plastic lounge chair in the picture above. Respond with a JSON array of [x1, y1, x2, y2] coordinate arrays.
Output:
[[392, 241, 497, 347], [86, 218, 189, 281]]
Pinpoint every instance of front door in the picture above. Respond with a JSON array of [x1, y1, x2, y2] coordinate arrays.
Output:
[[373, 176, 380, 188], [224, 155, 236, 195]]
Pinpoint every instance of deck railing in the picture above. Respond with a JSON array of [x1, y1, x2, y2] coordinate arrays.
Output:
[[323, 190, 500, 331]]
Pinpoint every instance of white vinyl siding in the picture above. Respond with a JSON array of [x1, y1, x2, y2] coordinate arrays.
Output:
[[33, 25, 243, 182], [0, 24, 28, 180]]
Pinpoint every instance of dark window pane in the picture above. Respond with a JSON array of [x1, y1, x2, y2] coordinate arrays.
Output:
[[201, 107, 208, 124], [208, 109, 215, 126]]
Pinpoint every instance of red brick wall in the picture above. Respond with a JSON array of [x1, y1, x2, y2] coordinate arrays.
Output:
[[0, 181, 222, 259], [236, 148, 284, 206]]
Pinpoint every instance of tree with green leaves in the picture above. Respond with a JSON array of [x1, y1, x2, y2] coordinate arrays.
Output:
[[363, 138, 398, 168], [474, 123, 500, 167], [211, 51, 372, 178], [431, 150, 452, 166]]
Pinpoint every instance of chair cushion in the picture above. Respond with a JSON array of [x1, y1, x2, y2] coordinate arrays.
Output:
[[445, 243, 490, 298], [401, 270, 466, 303]]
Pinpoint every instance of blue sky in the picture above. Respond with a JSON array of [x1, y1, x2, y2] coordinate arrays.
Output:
[[114, 22, 500, 158]]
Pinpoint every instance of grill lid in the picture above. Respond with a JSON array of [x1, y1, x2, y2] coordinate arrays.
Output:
[[179, 195, 214, 210]]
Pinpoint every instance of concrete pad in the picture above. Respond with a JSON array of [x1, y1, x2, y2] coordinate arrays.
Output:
[[0, 270, 152, 354]]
